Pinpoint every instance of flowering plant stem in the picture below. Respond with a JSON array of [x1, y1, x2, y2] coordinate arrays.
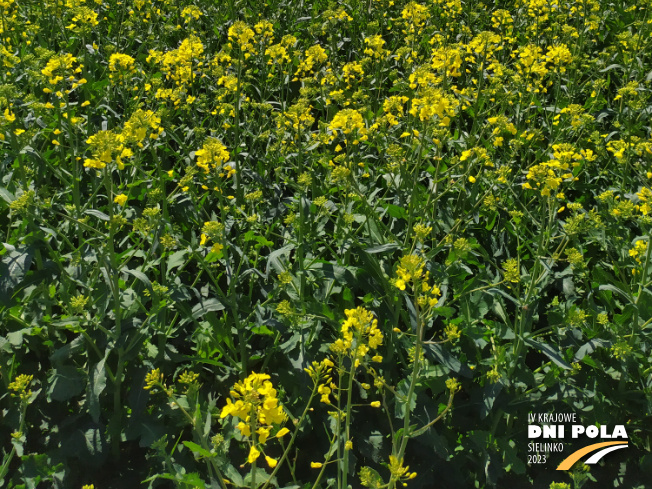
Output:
[[103, 168, 125, 460], [260, 381, 319, 489], [164, 385, 229, 489], [394, 300, 423, 467], [340, 356, 357, 489]]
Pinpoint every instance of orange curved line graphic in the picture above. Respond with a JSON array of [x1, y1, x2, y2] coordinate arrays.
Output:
[[557, 441, 628, 470]]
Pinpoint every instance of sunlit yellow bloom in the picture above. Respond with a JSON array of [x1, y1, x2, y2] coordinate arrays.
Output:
[[114, 194, 128, 206], [265, 456, 278, 468], [247, 446, 261, 463]]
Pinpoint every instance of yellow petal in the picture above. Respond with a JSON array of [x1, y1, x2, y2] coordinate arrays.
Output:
[[247, 446, 261, 463]]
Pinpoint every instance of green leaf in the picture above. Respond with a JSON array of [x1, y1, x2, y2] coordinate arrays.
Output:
[[480, 382, 503, 419], [225, 465, 245, 487], [191, 298, 225, 319], [485, 287, 520, 306], [266, 244, 295, 276], [307, 261, 358, 284], [47, 366, 86, 402], [244, 466, 276, 488], [175, 472, 207, 488], [167, 249, 188, 274], [84, 209, 110, 221], [252, 324, 275, 336], [342, 287, 353, 302], [364, 243, 399, 254], [574, 338, 610, 362], [485, 212, 497, 231], [84, 426, 105, 457], [523, 337, 571, 370], [0, 245, 34, 292], [182, 441, 214, 459], [384, 204, 407, 219], [598, 284, 632, 303], [424, 343, 473, 377], [50, 335, 84, 363], [87, 356, 107, 423], [125, 268, 153, 294], [395, 379, 416, 419], [0, 186, 14, 203], [20, 453, 64, 485]]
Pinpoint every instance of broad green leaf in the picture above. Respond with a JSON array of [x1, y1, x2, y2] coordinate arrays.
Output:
[[182, 441, 214, 459], [191, 298, 225, 319], [523, 337, 571, 370], [84, 209, 110, 221], [47, 366, 86, 402], [364, 243, 399, 254], [574, 338, 611, 362], [87, 356, 107, 423]]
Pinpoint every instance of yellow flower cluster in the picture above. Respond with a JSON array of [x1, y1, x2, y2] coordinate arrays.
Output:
[[460, 146, 492, 166], [516, 45, 549, 92], [467, 31, 501, 57], [523, 147, 581, 197], [554, 105, 595, 130], [383, 96, 409, 126], [329, 307, 383, 367], [491, 9, 513, 31], [254, 20, 274, 42], [342, 61, 364, 88], [413, 223, 432, 242], [502, 258, 520, 284], [416, 271, 442, 309], [148, 36, 204, 105], [629, 240, 647, 264], [393, 254, 425, 291], [636, 187, 652, 216], [122, 109, 163, 146], [393, 254, 441, 309], [487, 115, 517, 147], [388, 455, 417, 484], [84, 110, 163, 170], [144, 368, 165, 390], [305, 358, 336, 404], [181, 5, 202, 22], [430, 46, 462, 78], [200, 220, 225, 254], [195, 137, 231, 174], [220, 373, 289, 467], [65, 5, 99, 32], [294, 44, 328, 80], [401, 2, 429, 36], [114, 193, 128, 206], [265, 43, 290, 66], [42, 53, 82, 85], [9, 374, 34, 401], [546, 44, 573, 72], [329, 108, 367, 142], [409, 88, 458, 126], [228, 21, 256, 58], [363, 35, 388, 59], [108, 53, 136, 83], [277, 99, 314, 133], [83, 130, 127, 170], [165, 36, 204, 85]]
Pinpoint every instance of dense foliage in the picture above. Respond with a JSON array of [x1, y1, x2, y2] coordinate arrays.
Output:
[[1, 0, 652, 488]]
